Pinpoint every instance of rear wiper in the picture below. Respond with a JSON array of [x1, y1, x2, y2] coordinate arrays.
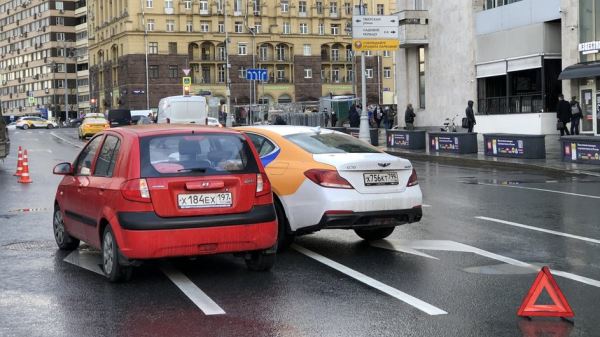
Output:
[[177, 167, 207, 173]]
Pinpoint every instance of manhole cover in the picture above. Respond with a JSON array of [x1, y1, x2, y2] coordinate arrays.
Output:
[[2, 240, 56, 251]]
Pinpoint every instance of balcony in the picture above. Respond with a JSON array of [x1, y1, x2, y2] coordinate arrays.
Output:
[[257, 56, 293, 63], [398, 10, 428, 47]]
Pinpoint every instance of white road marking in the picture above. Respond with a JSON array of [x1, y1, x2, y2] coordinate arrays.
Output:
[[161, 265, 226, 316], [372, 239, 600, 288], [292, 244, 447, 316], [422, 204, 432, 208], [477, 182, 600, 199], [63, 250, 104, 276], [476, 216, 600, 245], [50, 132, 83, 149]]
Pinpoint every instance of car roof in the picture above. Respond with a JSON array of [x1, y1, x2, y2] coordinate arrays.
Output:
[[106, 124, 241, 137], [237, 125, 335, 136]]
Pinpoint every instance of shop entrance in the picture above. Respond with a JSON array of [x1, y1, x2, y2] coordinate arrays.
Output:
[[580, 87, 595, 134]]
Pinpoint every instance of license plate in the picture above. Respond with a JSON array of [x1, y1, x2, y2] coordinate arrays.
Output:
[[363, 172, 399, 186], [177, 193, 232, 208]]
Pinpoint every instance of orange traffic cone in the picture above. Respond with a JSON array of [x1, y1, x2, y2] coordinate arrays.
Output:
[[14, 146, 23, 176], [18, 150, 32, 184]]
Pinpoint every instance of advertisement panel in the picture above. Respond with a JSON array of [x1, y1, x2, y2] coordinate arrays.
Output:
[[430, 136, 460, 152], [564, 142, 600, 163], [485, 138, 524, 157]]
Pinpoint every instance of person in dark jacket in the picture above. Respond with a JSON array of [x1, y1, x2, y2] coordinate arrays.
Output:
[[374, 105, 383, 128], [348, 104, 360, 127], [404, 104, 416, 130], [570, 96, 582, 135], [556, 94, 572, 136], [274, 115, 287, 125], [465, 100, 476, 133]]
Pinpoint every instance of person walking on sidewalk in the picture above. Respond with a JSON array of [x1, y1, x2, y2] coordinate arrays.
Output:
[[556, 94, 572, 136], [404, 104, 416, 130], [570, 96, 582, 135], [374, 104, 383, 128], [348, 104, 359, 127], [465, 100, 476, 133]]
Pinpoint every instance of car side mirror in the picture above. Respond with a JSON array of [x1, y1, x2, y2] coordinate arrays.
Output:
[[53, 162, 73, 175]]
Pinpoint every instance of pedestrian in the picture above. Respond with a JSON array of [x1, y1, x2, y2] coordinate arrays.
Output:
[[331, 109, 338, 127], [348, 104, 359, 127], [556, 94, 572, 136], [382, 107, 391, 130], [570, 96, 582, 135], [405, 103, 416, 130], [374, 104, 383, 128], [274, 115, 287, 125], [323, 108, 330, 127], [465, 100, 476, 133]]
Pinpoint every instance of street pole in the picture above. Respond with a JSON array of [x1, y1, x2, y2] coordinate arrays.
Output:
[[64, 41, 68, 124], [358, 2, 370, 144], [141, 0, 150, 110], [225, 4, 233, 127]]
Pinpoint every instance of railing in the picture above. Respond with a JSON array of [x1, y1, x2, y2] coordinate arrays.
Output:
[[321, 56, 353, 62], [257, 56, 293, 62], [478, 94, 543, 115]]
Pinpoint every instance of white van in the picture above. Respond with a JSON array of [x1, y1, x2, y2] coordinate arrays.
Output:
[[156, 96, 208, 124]]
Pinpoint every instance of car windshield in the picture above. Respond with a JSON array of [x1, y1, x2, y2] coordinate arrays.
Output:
[[139, 133, 259, 177], [83, 118, 107, 124], [285, 132, 379, 154]]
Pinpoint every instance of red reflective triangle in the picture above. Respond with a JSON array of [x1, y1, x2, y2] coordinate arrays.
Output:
[[517, 266, 574, 318]]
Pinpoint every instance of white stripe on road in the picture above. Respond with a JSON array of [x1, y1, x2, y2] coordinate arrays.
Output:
[[477, 182, 600, 199], [63, 250, 105, 276], [51, 132, 83, 149], [476, 216, 600, 245], [422, 204, 432, 208], [161, 265, 226, 316], [292, 244, 447, 316]]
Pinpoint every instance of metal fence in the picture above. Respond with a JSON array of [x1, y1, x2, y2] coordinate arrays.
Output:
[[232, 101, 325, 125], [478, 93, 543, 115]]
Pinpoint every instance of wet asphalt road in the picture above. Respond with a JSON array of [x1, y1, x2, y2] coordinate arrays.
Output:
[[1, 128, 599, 337]]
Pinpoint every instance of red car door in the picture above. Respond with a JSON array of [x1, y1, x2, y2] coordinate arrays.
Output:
[[62, 135, 104, 242]]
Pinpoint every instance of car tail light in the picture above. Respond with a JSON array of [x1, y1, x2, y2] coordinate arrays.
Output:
[[121, 179, 152, 203], [255, 173, 271, 196], [407, 169, 418, 187], [304, 169, 353, 189]]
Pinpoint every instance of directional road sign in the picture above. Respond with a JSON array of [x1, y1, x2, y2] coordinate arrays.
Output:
[[246, 68, 268, 81], [352, 26, 399, 39], [182, 77, 192, 86], [352, 16, 398, 27]]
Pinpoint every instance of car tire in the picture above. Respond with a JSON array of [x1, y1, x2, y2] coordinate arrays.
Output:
[[245, 250, 276, 271], [102, 226, 133, 282], [22, 124, 29, 130], [274, 200, 294, 252], [53, 206, 80, 250], [354, 227, 395, 241]]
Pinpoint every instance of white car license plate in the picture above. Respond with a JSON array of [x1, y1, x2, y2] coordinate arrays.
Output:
[[178, 193, 232, 209], [363, 172, 399, 186]]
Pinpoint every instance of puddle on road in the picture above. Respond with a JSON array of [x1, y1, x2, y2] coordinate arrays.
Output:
[[459, 177, 600, 185], [462, 263, 537, 275]]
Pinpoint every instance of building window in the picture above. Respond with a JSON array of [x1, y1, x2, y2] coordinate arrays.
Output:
[[148, 42, 158, 54], [303, 44, 311, 56], [344, 3, 352, 15], [484, 0, 522, 10], [168, 65, 178, 78], [319, 23, 324, 35], [316, 2, 323, 14], [418, 47, 425, 109], [235, 22, 243, 33], [383, 50, 390, 57], [56, 1, 64, 10], [277, 68, 285, 80], [165, 0, 173, 9], [377, 4, 384, 15], [217, 65, 226, 83], [364, 50, 372, 56], [147, 19, 155, 31], [299, 23, 308, 34], [218, 46, 226, 60], [234, 0, 242, 13], [238, 66, 247, 78], [149, 65, 159, 79], [384, 67, 391, 78], [281, 1, 289, 12], [168, 42, 177, 55], [166, 20, 175, 32], [283, 22, 291, 34], [331, 47, 339, 61], [218, 22, 224, 33], [238, 43, 247, 55], [304, 68, 312, 79], [146, 0, 153, 8], [186, 21, 193, 32], [365, 68, 373, 79], [329, 2, 338, 15], [259, 46, 268, 60], [184, 0, 192, 10], [299, 1, 307, 14], [56, 17, 64, 25], [199, 0, 208, 12], [331, 24, 340, 35], [254, 24, 261, 34], [200, 21, 209, 32]]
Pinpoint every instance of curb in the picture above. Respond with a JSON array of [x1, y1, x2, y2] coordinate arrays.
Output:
[[384, 149, 600, 177]]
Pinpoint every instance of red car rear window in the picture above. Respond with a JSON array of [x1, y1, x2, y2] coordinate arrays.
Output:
[[139, 133, 259, 177]]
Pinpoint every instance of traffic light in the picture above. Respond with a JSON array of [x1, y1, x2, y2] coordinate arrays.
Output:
[[183, 85, 190, 96], [90, 98, 97, 106]]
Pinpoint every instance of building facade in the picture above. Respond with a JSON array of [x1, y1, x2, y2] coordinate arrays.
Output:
[[88, 0, 395, 112], [0, 0, 80, 120], [75, 0, 89, 115]]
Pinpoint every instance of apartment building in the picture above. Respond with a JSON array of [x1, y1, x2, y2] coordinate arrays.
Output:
[[74, 0, 89, 115], [87, 0, 394, 111], [0, 0, 80, 120]]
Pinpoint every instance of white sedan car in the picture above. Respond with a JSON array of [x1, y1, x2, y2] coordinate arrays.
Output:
[[236, 125, 423, 246]]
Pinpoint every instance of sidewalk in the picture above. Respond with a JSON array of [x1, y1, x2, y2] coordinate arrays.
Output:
[[376, 131, 600, 177]]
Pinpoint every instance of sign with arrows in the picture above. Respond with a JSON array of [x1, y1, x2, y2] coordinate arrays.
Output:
[[353, 16, 398, 27], [246, 68, 268, 81], [352, 15, 399, 51]]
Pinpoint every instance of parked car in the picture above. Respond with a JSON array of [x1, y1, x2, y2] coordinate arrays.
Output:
[[236, 125, 423, 249], [16, 116, 58, 130], [78, 116, 110, 139], [6, 122, 17, 130], [207, 117, 223, 127], [52, 125, 277, 281], [107, 109, 132, 127], [156, 96, 208, 124], [131, 115, 152, 125]]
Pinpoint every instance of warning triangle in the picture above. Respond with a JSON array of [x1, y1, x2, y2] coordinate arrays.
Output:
[[517, 266, 574, 318]]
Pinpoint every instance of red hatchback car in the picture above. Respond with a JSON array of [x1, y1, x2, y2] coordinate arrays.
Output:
[[53, 125, 278, 281]]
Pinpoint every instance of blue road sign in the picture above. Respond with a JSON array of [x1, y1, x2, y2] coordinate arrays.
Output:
[[246, 68, 268, 81]]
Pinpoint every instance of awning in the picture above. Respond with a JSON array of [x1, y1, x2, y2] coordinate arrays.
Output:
[[558, 62, 600, 80]]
